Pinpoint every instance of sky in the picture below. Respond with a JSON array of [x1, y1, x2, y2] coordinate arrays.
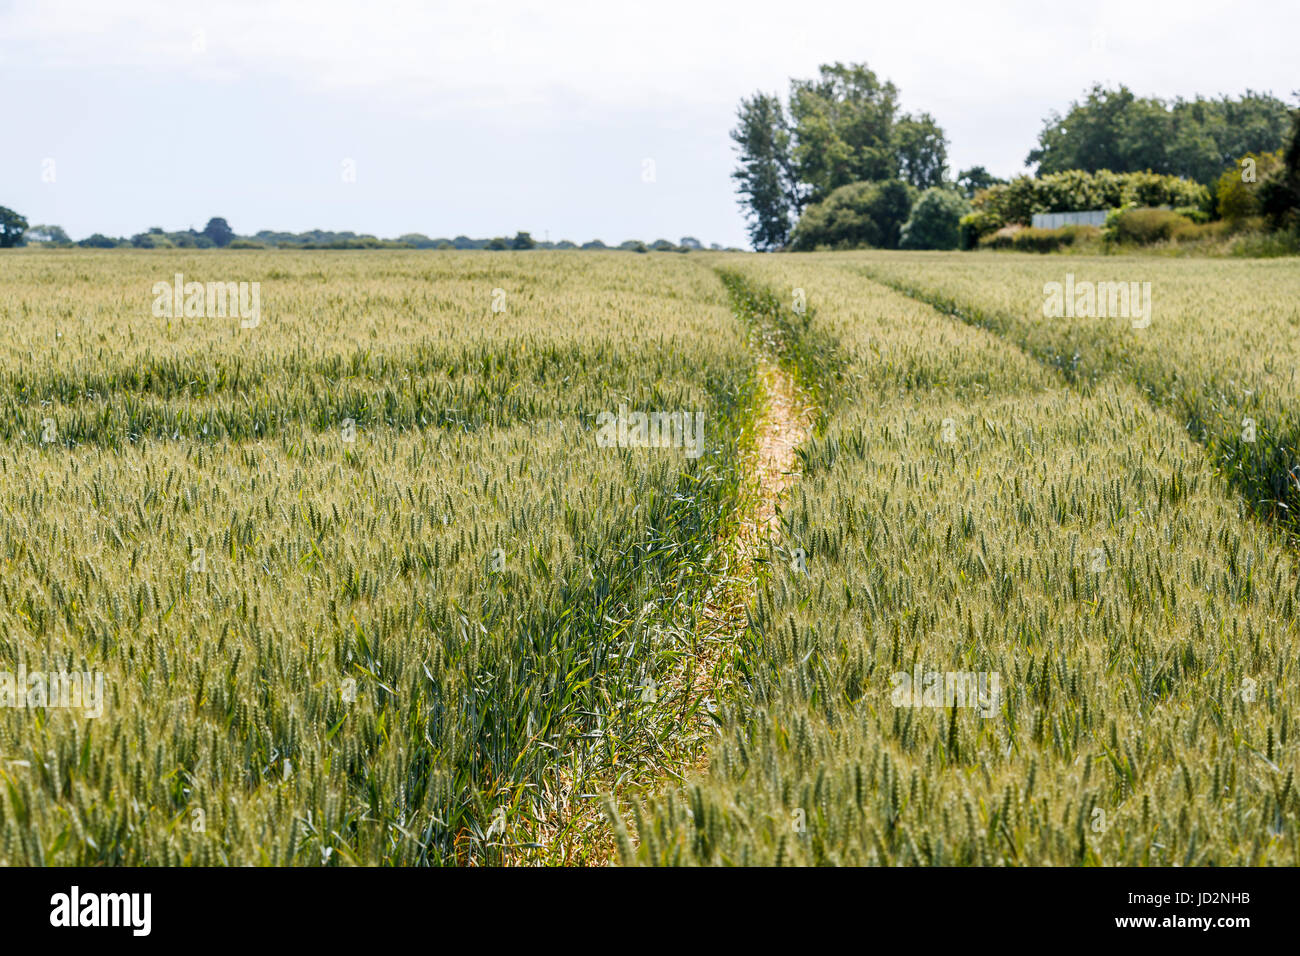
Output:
[[2, 0, 1296, 249]]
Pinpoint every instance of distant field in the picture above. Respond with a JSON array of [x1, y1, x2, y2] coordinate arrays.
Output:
[[1, 249, 1297, 866]]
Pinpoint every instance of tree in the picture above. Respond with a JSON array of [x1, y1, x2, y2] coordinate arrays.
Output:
[[900, 187, 969, 250], [789, 63, 900, 201], [731, 92, 802, 250], [679, 236, 703, 249], [732, 62, 951, 250], [956, 166, 1006, 199], [77, 233, 121, 248], [789, 179, 914, 251], [511, 231, 536, 250], [201, 217, 235, 247], [894, 112, 948, 189], [1260, 110, 1300, 230], [25, 224, 71, 245], [1028, 85, 1294, 185], [0, 206, 28, 247], [397, 233, 437, 248]]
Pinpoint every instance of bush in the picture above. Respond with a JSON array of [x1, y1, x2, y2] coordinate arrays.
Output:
[[1105, 207, 1197, 245], [1173, 205, 1211, 224], [977, 224, 1101, 253], [790, 179, 915, 251], [899, 187, 969, 250], [959, 209, 1002, 249], [1216, 152, 1283, 222], [228, 239, 267, 249]]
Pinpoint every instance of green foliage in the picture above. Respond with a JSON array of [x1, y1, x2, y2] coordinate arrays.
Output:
[[1260, 111, 1300, 231], [956, 166, 1007, 199], [1217, 153, 1282, 221], [893, 112, 949, 190], [731, 92, 803, 251], [25, 224, 71, 245], [977, 224, 1101, 253], [202, 217, 235, 248], [789, 63, 901, 201], [790, 179, 914, 251], [732, 63, 950, 248], [970, 170, 1210, 235], [77, 233, 125, 248], [899, 187, 969, 250], [0, 206, 28, 248], [958, 209, 1003, 249], [1104, 207, 1198, 245], [1028, 84, 1294, 185]]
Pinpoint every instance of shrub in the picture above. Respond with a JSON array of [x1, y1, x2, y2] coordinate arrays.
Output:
[[1105, 207, 1197, 245], [899, 187, 969, 250], [1216, 152, 1283, 222], [977, 224, 1025, 249], [959, 209, 1003, 249], [977, 224, 1101, 253], [790, 179, 915, 251], [1173, 205, 1211, 224]]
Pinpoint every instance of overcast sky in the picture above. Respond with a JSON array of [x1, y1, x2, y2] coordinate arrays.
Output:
[[3, 0, 1295, 248]]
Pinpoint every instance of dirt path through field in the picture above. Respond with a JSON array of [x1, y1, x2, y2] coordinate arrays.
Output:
[[679, 357, 815, 771], [540, 356, 813, 865]]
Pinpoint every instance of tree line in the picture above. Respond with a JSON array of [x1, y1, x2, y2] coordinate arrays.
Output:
[[0, 217, 736, 253], [733, 64, 1298, 252]]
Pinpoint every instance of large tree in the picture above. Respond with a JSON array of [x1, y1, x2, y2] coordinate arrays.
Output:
[[788, 62, 900, 201], [894, 112, 948, 190], [730, 92, 803, 251]]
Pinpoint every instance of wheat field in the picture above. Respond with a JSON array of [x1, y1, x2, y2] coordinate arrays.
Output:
[[1, 248, 1296, 865]]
